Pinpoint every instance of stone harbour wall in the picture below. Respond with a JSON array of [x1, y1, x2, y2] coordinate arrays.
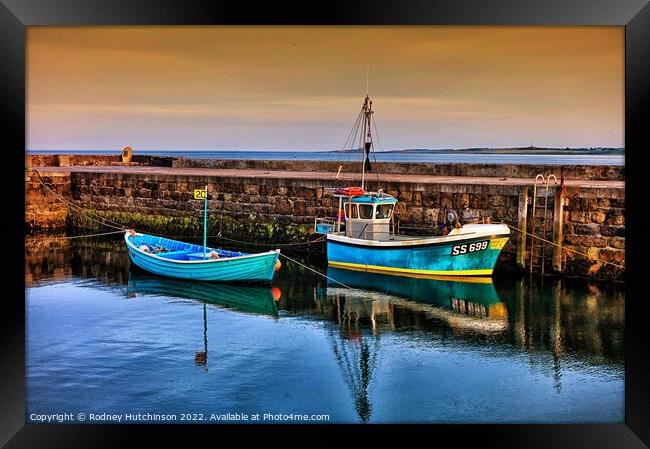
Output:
[[172, 158, 624, 181], [25, 172, 71, 232], [25, 160, 625, 281]]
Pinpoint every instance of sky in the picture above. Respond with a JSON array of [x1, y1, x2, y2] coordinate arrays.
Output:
[[27, 26, 624, 151]]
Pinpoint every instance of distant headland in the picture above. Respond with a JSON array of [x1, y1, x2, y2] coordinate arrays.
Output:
[[331, 147, 624, 155]]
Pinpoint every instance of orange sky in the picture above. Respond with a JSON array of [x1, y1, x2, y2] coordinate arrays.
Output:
[[27, 26, 624, 151]]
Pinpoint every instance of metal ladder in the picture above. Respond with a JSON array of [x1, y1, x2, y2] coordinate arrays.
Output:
[[529, 174, 558, 274]]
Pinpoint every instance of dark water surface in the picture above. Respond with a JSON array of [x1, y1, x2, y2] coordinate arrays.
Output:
[[25, 235, 624, 424]]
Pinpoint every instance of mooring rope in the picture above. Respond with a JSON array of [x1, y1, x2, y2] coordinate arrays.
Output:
[[278, 252, 352, 289], [28, 230, 126, 241], [506, 222, 625, 270], [30, 169, 624, 271], [31, 169, 128, 231], [214, 234, 327, 248]]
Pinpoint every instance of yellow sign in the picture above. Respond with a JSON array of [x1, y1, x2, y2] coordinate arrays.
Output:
[[193, 189, 207, 200]]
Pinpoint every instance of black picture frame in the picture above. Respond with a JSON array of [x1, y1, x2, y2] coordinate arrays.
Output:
[[3, 1, 648, 447]]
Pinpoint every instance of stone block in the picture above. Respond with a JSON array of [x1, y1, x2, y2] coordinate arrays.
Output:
[[275, 199, 292, 215], [591, 211, 606, 223], [574, 223, 600, 235], [489, 195, 505, 206], [244, 184, 260, 195], [608, 237, 625, 249], [471, 194, 489, 209], [138, 188, 151, 198], [606, 212, 624, 226], [293, 200, 307, 216], [565, 235, 607, 247], [600, 225, 625, 237], [399, 191, 413, 202], [494, 206, 508, 219], [569, 211, 589, 223], [599, 249, 625, 265], [424, 208, 439, 223]]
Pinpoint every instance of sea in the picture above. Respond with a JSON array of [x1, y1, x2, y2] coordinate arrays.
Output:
[[25, 235, 624, 424], [27, 150, 625, 166]]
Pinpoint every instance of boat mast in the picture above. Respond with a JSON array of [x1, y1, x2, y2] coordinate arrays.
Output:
[[360, 95, 373, 190]]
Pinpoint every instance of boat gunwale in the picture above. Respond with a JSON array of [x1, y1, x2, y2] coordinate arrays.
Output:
[[124, 232, 280, 265], [326, 225, 510, 248]]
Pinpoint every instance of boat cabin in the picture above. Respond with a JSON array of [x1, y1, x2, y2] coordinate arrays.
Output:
[[315, 191, 398, 241]]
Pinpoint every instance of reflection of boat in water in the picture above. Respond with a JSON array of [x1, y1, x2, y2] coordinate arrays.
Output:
[[320, 269, 510, 422], [127, 271, 279, 317], [324, 267, 508, 332]]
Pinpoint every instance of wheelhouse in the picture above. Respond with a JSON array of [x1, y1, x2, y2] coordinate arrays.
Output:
[[339, 193, 398, 241]]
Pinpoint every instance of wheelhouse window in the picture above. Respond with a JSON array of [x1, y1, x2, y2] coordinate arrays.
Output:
[[376, 204, 393, 219], [358, 204, 374, 219], [344, 203, 358, 218]]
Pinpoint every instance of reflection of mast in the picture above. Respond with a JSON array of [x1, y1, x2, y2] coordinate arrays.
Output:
[[328, 293, 379, 423], [194, 302, 208, 370]]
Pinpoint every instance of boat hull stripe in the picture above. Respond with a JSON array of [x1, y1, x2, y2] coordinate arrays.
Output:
[[328, 261, 494, 276]]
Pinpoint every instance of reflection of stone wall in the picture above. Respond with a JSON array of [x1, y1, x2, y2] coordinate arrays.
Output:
[[25, 236, 130, 287], [311, 278, 624, 366]]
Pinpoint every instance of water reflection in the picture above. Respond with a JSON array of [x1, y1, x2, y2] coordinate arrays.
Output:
[[313, 269, 512, 422], [25, 234, 129, 287], [25, 235, 624, 367], [126, 271, 279, 317], [26, 235, 624, 423]]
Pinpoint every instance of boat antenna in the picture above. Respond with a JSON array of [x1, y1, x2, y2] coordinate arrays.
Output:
[[365, 64, 369, 96], [360, 75, 373, 190]]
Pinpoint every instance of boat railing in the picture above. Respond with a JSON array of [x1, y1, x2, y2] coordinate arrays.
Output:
[[315, 217, 338, 235]]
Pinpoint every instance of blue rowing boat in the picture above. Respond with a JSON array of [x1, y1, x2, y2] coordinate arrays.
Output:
[[124, 231, 280, 283]]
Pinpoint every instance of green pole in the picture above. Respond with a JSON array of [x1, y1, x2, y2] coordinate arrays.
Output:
[[203, 184, 208, 259]]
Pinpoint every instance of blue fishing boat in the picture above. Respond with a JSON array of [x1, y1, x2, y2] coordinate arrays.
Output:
[[315, 95, 510, 276], [125, 184, 280, 283], [125, 231, 280, 282]]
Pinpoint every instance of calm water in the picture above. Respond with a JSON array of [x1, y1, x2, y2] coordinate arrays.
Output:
[[25, 235, 624, 424], [27, 149, 624, 166]]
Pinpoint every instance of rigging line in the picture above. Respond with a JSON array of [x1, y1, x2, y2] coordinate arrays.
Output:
[[337, 109, 364, 166], [345, 109, 365, 165], [371, 115, 382, 186], [505, 222, 625, 270], [278, 253, 352, 289]]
